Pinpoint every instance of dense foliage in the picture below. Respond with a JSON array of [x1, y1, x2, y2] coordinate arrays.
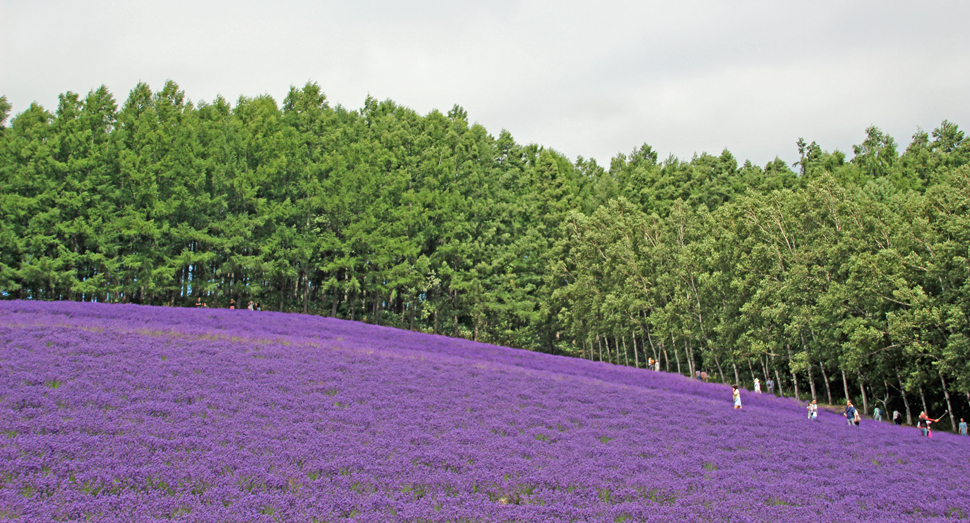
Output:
[[2, 301, 969, 522], [1, 83, 969, 428]]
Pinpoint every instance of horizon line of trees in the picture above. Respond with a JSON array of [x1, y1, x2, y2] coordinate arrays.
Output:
[[2, 82, 969, 431]]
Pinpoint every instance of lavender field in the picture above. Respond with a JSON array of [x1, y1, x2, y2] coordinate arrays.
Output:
[[1, 301, 968, 522]]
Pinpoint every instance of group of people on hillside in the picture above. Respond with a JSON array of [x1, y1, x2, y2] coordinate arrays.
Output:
[[729, 379, 776, 409], [729, 385, 969, 437], [195, 297, 261, 311], [841, 401, 967, 437], [752, 377, 774, 394]]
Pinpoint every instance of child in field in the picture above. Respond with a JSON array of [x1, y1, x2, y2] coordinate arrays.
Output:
[[732, 386, 742, 409], [807, 400, 818, 421], [754, 378, 761, 393]]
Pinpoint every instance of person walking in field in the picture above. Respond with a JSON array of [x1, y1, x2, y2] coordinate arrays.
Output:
[[872, 406, 882, 422], [844, 401, 857, 427], [917, 411, 939, 437], [960, 418, 967, 436], [893, 410, 902, 425], [732, 386, 742, 409], [807, 400, 818, 421], [754, 378, 761, 393], [654, 360, 661, 372], [766, 378, 774, 395]]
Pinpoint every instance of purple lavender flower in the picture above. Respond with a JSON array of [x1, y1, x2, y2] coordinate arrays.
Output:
[[0, 300, 967, 522]]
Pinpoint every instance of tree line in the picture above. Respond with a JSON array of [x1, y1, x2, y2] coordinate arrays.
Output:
[[1, 82, 969, 429]]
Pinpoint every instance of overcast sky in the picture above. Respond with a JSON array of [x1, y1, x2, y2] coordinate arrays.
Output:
[[2, 0, 969, 168]]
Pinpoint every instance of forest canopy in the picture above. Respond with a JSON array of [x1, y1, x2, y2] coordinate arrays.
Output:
[[1, 82, 969, 428]]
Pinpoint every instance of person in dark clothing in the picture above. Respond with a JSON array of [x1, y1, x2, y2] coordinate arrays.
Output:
[[844, 401, 857, 427], [917, 411, 939, 437]]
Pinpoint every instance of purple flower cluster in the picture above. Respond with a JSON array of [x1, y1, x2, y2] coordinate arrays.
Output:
[[1, 301, 968, 522]]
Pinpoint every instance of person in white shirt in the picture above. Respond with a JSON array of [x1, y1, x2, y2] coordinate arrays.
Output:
[[754, 378, 761, 393], [807, 400, 818, 420]]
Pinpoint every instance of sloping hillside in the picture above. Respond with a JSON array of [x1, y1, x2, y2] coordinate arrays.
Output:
[[1, 301, 968, 522]]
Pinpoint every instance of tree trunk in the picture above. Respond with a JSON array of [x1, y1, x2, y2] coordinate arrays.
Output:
[[896, 368, 912, 425], [622, 337, 629, 366], [786, 344, 800, 401], [644, 323, 659, 362], [408, 298, 415, 331], [858, 372, 869, 416], [605, 337, 612, 364], [685, 339, 695, 378], [774, 367, 785, 397], [662, 342, 670, 372], [940, 372, 956, 432], [841, 369, 851, 404], [919, 385, 928, 414], [807, 364, 817, 401], [672, 334, 682, 375], [820, 364, 833, 405], [597, 334, 603, 362], [302, 270, 310, 314], [747, 359, 756, 387], [631, 334, 639, 369], [714, 356, 725, 384], [732, 360, 740, 387], [452, 289, 459, 337], [878, 379, 891, 416]]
